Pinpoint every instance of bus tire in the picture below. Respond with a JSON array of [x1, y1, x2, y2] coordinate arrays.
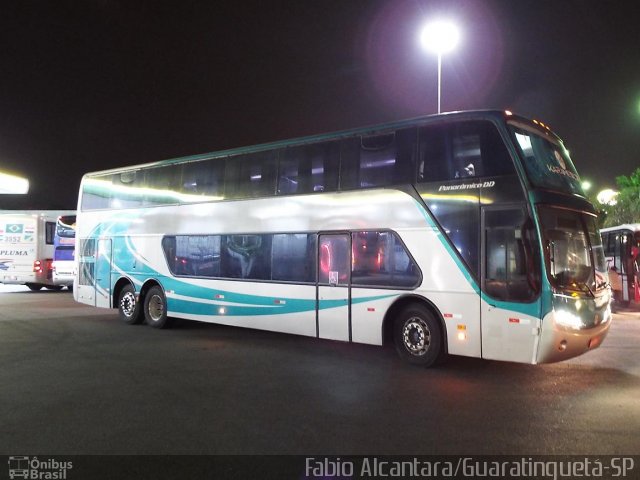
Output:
[[394, 304, 443, 367], [118, 283, 143, 325], [26, 283, 43, 291], [45, 285, 64, 291], [144, 285, 172, 329]]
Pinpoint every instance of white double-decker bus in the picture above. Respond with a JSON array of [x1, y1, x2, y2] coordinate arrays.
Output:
[[74, 111, 611, 366]]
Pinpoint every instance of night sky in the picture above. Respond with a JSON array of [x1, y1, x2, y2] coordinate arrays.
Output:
[[1, 0, 638, 210]]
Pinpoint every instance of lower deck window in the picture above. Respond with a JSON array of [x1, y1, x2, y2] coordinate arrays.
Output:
[[162, 230, 420, 288]]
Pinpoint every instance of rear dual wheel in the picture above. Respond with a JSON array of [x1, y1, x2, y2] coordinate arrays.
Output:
[[118, 284, 172, 328], [143, 285, 172, 329]]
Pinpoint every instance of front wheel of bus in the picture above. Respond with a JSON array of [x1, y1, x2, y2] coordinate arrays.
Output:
[[144, 285, 172, 329], [118, 284, 143, 325], [26, 283, 43, 291], [394, 304, 444, 367]]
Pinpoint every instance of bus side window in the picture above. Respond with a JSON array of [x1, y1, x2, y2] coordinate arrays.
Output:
[[45, 222, 56, 244], [143, 164, 184, 206], [452, 122, 515, 178], [271, 233, 316, 282], [484, 209, 540, 302], [341, 128, 416, 190], [180, 159, 225, 199], [452, 130, 481, 178], [351, 231, 420, 288], [226, 151, 277, 199], [418, 121, 514, 183], [339, 138, 360, 190], [82, 174, 113, 210], [111, 170, 145, 208], [418, 125, 450, 182], [277, 142, 339, 195]]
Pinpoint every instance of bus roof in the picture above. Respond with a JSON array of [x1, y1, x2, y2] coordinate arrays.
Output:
[[600, 224, 640, 233], [0, 210, 76, 218], [80, 110, 563, 179]]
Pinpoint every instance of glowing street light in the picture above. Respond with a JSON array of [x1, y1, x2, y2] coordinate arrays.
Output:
[[581, 180, 592, 192], [0, 171, 29, 194], [420, 20, 459, 114], [597, 189, 618, 206]]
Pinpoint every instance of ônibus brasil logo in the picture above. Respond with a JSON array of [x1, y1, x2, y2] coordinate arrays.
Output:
[[8, 456, 73, 479]]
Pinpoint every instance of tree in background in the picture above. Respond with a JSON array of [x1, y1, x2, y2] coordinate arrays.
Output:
[[603, 167, 640, 227]]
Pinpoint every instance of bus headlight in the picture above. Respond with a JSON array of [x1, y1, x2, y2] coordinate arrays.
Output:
[[554, 309, 584, 329]]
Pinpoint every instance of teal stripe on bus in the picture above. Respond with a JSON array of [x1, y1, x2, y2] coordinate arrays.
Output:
[[412, 198, 540, 318]]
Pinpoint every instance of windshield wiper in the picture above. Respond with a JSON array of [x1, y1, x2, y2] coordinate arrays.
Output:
[[573, 281, 595, 297]]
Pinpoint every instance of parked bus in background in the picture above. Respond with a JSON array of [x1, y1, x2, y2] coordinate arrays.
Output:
[[0, 210, 75, 291], [74, 110, 611, 367], [601, 224, 640, 309], [52, 214, 77, 290]]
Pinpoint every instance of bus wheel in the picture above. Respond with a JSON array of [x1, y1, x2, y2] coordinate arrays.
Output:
[[45, 285, 64, 291], [118, 284, 143, 325], [144, 285, 172, 329], [26, 283, 43, 291], [394, 304, 443, 367]]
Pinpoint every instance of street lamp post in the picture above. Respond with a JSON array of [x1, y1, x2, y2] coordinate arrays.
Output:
[[420, 20, 459, 114]]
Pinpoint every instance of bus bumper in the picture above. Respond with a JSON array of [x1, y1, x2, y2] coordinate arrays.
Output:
[[536, 296, 612, 364]]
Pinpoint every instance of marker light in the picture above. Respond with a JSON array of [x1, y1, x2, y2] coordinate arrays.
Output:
[[457, 324, 467, 341]]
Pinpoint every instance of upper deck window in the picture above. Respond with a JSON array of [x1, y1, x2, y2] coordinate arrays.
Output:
[[418, 121, 515, 183]]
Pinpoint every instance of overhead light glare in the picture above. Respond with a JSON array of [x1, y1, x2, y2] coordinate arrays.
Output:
[[0, 172, 29, 194]]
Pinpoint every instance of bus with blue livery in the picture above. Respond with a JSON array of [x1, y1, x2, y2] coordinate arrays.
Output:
[[52, 214, 77, 290], [74, 110, 611, 366]]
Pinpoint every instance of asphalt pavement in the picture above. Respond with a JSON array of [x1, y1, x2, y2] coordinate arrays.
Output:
[[0, 285, 639, 456]]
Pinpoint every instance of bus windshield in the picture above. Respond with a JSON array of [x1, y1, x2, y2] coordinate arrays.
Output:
[[56, 216, 77, 238], [509, 123, 583, 196], [54, 215, 76, 262], [539, 207, 608, 294]]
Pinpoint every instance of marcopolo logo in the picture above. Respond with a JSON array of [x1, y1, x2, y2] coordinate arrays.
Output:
[[8, 456, 73, 479]]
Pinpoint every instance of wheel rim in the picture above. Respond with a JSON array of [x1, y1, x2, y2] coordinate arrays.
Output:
[[148, 294, 164, 322], [120, 291, 136, 317], [402, 316, 431, 356]]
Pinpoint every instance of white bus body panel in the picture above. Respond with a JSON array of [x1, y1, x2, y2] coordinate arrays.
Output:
[[0, 211, 73, 287], [52, 260, 75, 286], [74, 189, 518, 361]]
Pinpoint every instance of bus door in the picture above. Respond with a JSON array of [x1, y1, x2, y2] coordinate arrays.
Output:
[[480, 206, 541, 363], [76, 238, 112, 307], [95, 238, 112, 308], [317, 233, 351, 341], [76, 238, 96, 304]]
